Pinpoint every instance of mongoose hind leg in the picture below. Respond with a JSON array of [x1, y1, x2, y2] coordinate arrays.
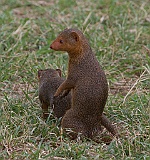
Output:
[[41, 102, 49, 119], [62, 110, 104, 140], [61, 109, 85, 139]]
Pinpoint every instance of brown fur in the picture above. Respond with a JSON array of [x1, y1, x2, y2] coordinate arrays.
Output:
[[38, 68, 71, 119], [38, 69, 116, 136], [50, 28, 117, 139]]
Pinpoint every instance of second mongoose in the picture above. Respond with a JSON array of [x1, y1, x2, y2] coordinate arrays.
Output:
[[50, 28, 117, 139], [38, 68, 71, 119]]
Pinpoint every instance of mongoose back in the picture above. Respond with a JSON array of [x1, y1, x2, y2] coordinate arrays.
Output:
[[38, 68, 71, 119], [50, 28, 116, 138]]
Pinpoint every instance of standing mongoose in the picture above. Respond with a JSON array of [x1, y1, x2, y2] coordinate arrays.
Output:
[[38, 68, 71, 119], [38, 69, 116, 136], [50, 28, 117, 139]]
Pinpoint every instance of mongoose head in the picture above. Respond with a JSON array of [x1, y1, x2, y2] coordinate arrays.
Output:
[[38, 69, 62, 82], [50, 28, 90, 54]]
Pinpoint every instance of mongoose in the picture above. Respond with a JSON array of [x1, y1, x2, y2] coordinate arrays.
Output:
[[38, 69, 116, 136], [50, 28, 117, 139], [38, 68, 71, 119]]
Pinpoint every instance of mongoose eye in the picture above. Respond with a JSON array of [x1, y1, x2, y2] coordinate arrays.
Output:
[[60, 40, 63, 44]]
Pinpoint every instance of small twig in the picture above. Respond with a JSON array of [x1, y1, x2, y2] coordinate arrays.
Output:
[[83, 12, 92, 26], [123, 70, 146, 104], [143, 45, 150, 56], [60, 127, 63, 142]]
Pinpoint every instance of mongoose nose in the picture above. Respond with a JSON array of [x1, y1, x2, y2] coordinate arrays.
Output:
[[50, 45, 53, 49]]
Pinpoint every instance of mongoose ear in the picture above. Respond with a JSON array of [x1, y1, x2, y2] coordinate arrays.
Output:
[[56, 69, 62, 77], [71, 31, 79, 42], [38, 70, 42, 78]]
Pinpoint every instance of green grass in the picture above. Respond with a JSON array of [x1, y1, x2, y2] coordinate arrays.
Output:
[[0, 0, 150, 159]]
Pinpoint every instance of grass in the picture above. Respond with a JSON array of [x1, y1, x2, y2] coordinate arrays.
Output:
[[0, 0, 150, 159]]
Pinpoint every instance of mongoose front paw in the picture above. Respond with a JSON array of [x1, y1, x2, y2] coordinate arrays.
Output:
[[54, 91, 61, 97], [59, 89, 70, 99]]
